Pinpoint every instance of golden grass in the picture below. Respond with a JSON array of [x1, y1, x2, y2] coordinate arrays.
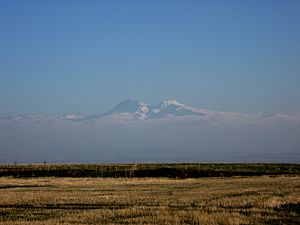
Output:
[[0, 176, 299, 224]]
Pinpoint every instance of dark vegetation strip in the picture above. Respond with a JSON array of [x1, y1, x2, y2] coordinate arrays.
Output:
[[0, 163, 299, 178], [0, 203, 135, 210], [0, 185, 53, 189]]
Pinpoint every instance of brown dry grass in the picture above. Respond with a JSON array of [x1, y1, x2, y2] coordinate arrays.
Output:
[[0, 176, 299, 224]]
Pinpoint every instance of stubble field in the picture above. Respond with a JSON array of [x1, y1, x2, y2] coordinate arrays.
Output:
[[0, 175, 299, 224]]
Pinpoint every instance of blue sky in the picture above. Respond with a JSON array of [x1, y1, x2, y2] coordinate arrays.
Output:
[[0, 0, 299, 116]]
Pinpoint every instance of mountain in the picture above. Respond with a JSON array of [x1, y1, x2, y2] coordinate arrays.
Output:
[[81, 99, 300, 125], [98, 99, 204, 121], [0, 99, 299, 164], [1, 99, 300, 125], [56, 99, 207, 122]]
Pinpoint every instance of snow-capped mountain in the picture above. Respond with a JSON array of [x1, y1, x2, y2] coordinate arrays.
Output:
[[1, 99, 300, 124], [84, 99, 300, 124], [100, 99, 204, 120]]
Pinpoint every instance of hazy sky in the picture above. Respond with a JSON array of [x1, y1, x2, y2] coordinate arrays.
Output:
[[0, 0, 299, 116]]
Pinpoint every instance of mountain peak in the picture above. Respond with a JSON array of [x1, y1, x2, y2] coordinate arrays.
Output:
[[103, 99, 149, 117]]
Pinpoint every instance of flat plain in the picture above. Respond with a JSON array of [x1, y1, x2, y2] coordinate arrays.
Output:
[[0, 175, 299, 224]]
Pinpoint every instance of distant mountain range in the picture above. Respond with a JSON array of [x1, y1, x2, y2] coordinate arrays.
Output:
[[1, 99, 299, 164], [2, 99, 300, 125]]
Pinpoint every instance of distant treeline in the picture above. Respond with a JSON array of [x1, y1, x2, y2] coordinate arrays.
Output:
[[0, 163, 299, 178]]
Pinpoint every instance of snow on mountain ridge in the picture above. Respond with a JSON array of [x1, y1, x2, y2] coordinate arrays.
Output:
[[161, 99, 184, 107], [159, 99, 196, 111]]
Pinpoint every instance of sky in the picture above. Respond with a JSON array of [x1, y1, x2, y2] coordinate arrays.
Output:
[[0, 0, 299, 116]]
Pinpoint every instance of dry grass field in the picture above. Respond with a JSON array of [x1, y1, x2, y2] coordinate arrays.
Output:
[[0, 176, 299, 224]]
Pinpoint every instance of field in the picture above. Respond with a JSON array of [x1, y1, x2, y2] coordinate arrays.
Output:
[[0, 175, 299, 224]]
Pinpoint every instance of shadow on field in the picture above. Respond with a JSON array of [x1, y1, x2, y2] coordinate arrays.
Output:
[[261, 203, 300, 225], [0, 185, 53, 189], [0, 203, 134, 210]]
